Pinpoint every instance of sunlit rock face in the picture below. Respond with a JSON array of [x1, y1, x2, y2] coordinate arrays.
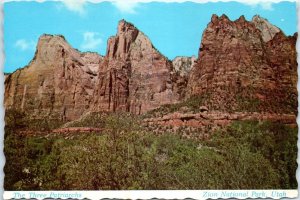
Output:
[[92, 20, 181, 114], [5, 15, 298, 121], [5, 34, 103, 120], [5, 20, 184, 120], [187, 14, 297, 114], [252, 15, 280, 42]]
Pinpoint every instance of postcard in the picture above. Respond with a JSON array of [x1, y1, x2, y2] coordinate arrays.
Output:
[[1, 0, 299, 199]]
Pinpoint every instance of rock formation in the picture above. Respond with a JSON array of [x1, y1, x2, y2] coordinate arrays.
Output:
[[252, 15, 280, 42], [4, 15, 298, 124], [5, 34, 103, 120], [5, 20, 184, 120], [171, 56, 196, 99], [92, 20, 181, 114], [172, 56, 196, 77], [187, 14, 297, 114]]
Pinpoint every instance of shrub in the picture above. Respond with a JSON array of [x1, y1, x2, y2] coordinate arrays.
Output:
[[4, 113, 298, 190]]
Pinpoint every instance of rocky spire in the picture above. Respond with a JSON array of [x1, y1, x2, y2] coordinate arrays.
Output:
[[4, 15, 297, 121], [32, 34, 80, 65], [252, 15, 281, 42], [187, 14, 297, 114], [94, 19, 181, 114], [106, 19, 139, 59]]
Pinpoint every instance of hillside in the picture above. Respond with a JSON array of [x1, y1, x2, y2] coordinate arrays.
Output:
[[4, 14, 298, 190]]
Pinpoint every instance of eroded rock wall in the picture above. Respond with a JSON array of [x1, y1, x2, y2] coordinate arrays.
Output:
[[187, 15, 297, 114]]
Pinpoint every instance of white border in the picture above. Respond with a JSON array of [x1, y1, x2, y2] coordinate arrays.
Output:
[[0, 2, 5, 200], [2, 190, 299, 200], [0, 1, 299, 200]]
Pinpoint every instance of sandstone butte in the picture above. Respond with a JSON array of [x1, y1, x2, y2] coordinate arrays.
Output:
[[4, 15, 298, 128]]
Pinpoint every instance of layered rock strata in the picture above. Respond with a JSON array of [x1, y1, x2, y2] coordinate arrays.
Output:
[[187, 15, 297, 115], [5, 21, 188, 120], [4, 15, 297, 126], [92, 20, 182, 114], [5, 35, 103, 120]]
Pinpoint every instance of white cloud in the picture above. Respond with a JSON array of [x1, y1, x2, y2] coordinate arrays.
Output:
[[3, 0, 297, 3], [3, 0, 297, 13], [243, 1, 275, 10], [61, 0, 86, 15], [260, 2, 274, 10], [4, 0, 297, 12], [112, 1, 139, 14], [14, 39, 36, 51], [80, 32, 102, 50]]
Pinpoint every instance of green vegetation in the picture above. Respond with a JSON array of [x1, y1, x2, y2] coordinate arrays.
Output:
[[236, 94, 261, 112], [203, 120, 298, 188], [145, 90, 297, 117], [4, 109, 298, 190], [63, 112, 108, 128], [144, 95, 209, 117]]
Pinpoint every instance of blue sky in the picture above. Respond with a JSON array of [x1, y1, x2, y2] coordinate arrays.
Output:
[[4, 1, 297, 73]]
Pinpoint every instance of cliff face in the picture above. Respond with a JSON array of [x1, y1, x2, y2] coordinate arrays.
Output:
[[172, 56, 196, 77], [172, 56, 196, 99], [92, 20, 181, 114], [5, 35, 103, 120], [4, 15, 298, 122], [187, 15, 297, 114], [5, 21, 184, 120]]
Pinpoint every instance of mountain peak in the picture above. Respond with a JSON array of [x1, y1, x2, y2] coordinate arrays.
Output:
[[33, 33, 82, 66], [5, 16, 297, 121], [117, 19, 138, 34], [37, 34, 71, 51], [107, 20, 140, 59], [118, 19, 134, 26], [220, 14, 229, 20], [252, 15, 280, 42], [251, 14, 263, 21], [37, 34, 68, 46], [211, 14, 219, 23], [39, 33, 66, 40], [210, 14, 230, 23], [236, 15, 246, 23]]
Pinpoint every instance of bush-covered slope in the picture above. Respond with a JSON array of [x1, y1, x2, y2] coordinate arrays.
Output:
[[4, 110, 297, 190]]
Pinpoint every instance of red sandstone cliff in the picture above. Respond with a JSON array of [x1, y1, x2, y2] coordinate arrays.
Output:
[[4, 20, 188, 120], [4, 16, 298, 123], [5, 35, 103, 120], [187, 15, 297, 114], [92, 20, 182, 114]]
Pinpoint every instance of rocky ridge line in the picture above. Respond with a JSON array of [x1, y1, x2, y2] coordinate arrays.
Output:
[[5, 21, 194, 120], [4, 15, 297, 128]]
